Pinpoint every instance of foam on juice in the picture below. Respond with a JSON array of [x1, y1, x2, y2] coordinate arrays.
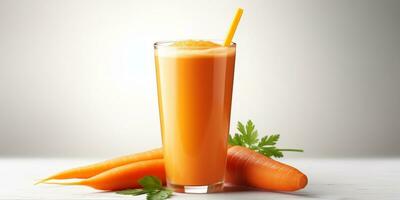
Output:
[[155, 40, 235, 58]]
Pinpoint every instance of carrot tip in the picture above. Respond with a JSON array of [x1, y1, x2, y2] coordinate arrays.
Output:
[[34, 178, 51, 185], [43, 180, 81, 186], [298, 175, 308, 189]]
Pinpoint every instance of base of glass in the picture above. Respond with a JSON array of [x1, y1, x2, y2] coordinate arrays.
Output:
[[167, 181, 224, 193]]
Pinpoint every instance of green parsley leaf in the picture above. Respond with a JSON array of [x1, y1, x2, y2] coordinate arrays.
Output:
[[228, 120, 303, 158], [241, 120, 259, 146], [139, 176, 162, 190], [147, 189, 172, 200], [116, 176, 172, 200], [116, 189, 146, 195], [259, 134, 279, 146]]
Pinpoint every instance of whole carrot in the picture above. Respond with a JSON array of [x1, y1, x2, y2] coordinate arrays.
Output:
[[225, 146, 307, 191], [46, 159, 165, 191], [35, 148, 162, 184]]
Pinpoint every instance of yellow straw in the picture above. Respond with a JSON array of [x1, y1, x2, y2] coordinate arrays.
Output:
[[224, 8, 244, 46]]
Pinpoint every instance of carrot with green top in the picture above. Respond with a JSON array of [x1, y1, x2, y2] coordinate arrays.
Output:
[[225, 120, 307, 191]]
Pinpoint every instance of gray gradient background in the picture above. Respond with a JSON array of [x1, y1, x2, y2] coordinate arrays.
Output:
[[0, 0, 399, 158]]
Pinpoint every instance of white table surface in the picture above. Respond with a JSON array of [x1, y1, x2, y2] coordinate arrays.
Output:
[[0, 158, 399, 200]]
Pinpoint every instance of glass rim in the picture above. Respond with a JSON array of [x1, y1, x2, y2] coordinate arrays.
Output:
[[154, 40, 236, 49]]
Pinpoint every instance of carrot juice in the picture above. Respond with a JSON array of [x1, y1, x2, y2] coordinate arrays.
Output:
[[154, 40, 236, 193]]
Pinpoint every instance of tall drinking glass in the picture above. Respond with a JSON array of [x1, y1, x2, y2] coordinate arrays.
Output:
[[154, 41, 236, 193]]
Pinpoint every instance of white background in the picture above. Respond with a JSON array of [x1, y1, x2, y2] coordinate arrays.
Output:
[[0, 0, 399, 158]]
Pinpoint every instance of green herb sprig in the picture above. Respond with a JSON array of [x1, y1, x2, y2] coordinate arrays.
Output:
[[116, 176, 172, 200], [229, 120, 303, 158]]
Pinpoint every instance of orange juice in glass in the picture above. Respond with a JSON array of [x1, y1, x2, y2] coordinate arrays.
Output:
[[154, 40, 236, 193]]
